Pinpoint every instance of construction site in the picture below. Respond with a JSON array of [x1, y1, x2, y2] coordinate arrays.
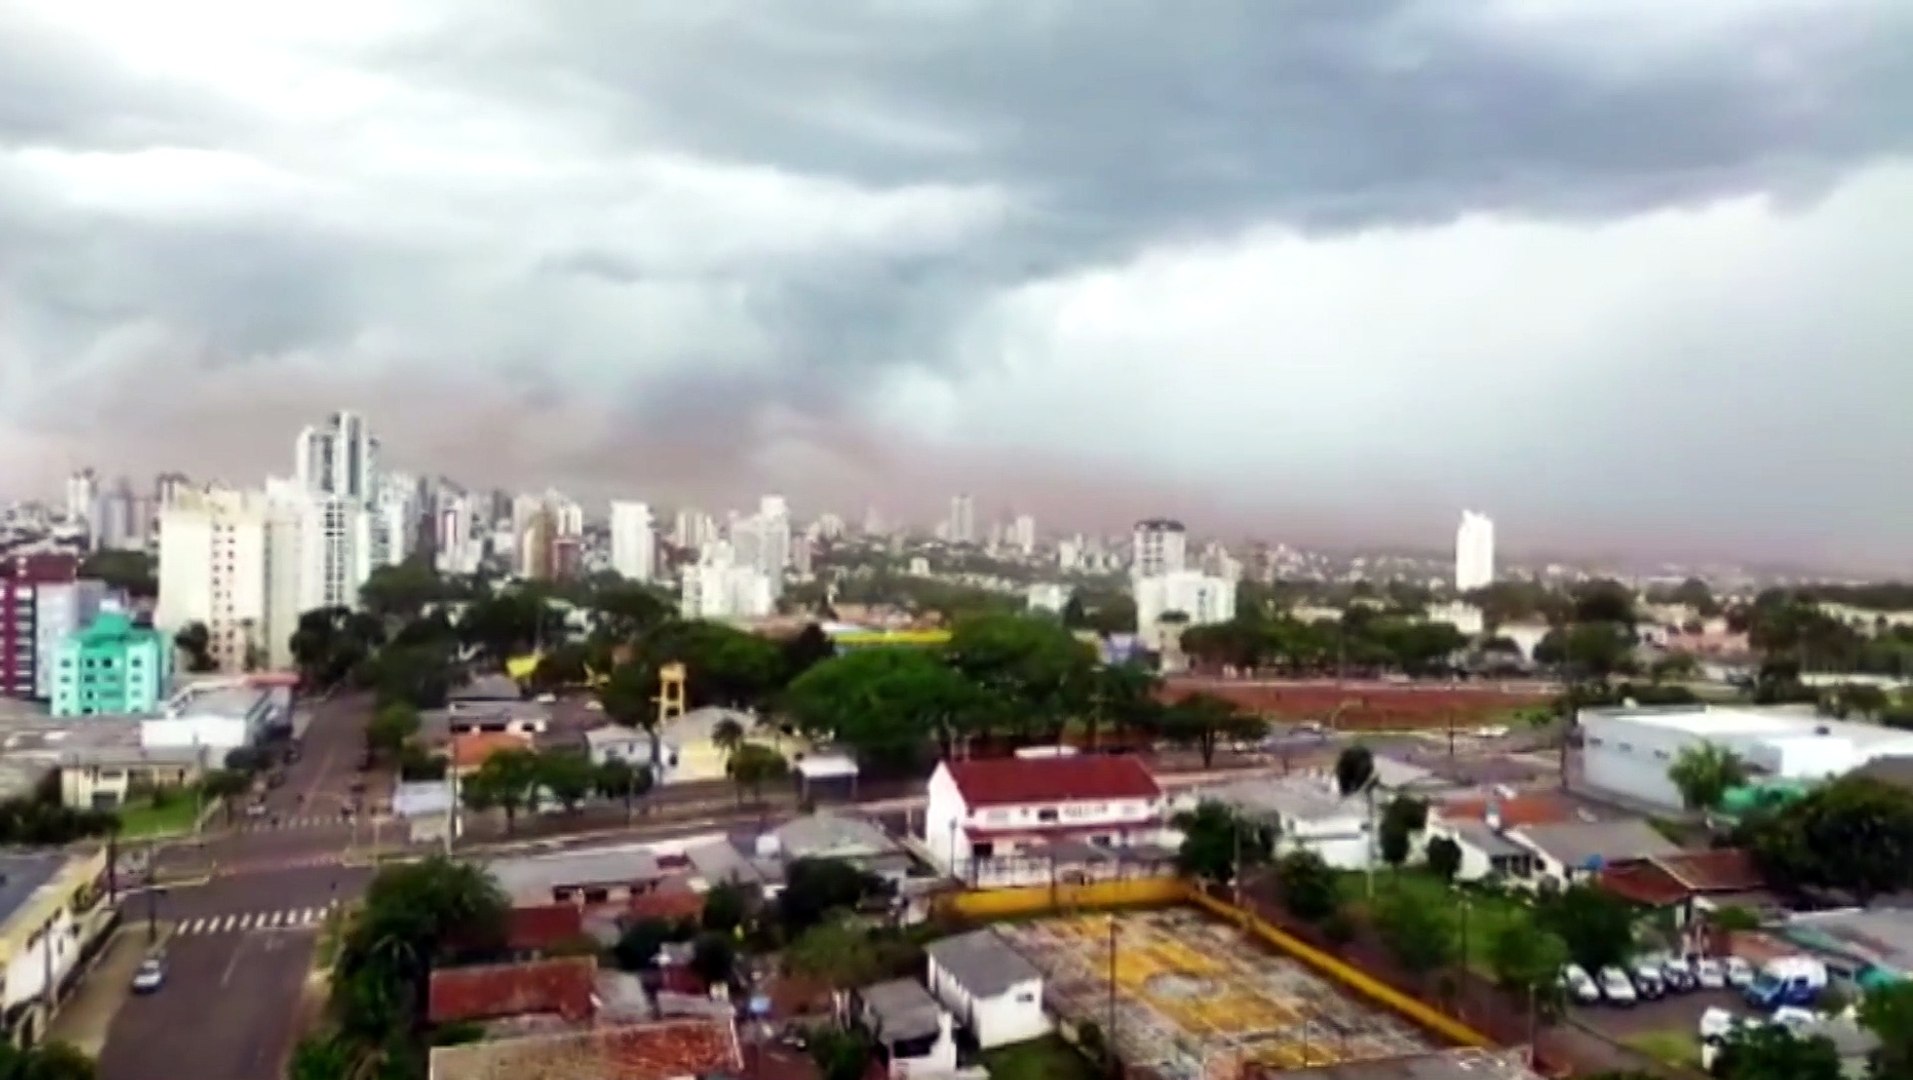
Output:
[[995, 908, 1437, 1080]]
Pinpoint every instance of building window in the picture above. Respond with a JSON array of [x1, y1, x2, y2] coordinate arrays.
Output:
[[1036, 808, 1059, 823]]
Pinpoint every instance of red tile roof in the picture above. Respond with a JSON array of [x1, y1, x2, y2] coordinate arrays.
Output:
[[626, 881, 705, 923], [1598, 849, 1767, 907], [944, 755, 1160, 808], [427, 1017, 743, 1080], [1435, 791, 1577, 829], [452, 731, 534, 770], [507, 904, 586, 952], [428, 957, 596, 1025]]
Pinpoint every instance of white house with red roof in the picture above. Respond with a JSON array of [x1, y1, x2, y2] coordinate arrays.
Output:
[[923, 754, 1168, 886]]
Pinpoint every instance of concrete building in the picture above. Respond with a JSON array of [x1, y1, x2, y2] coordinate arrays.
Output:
[[923, 756, 1167, 887], [1026, 583, 1069, 614], [293, 491, 374, 612], [64, 470, 97, 531], [1580, 704, 1913, 811], [924, 929, 1049, 1049], [1010, 514, 1036, 556], [0, 848, 114, 1045], [855, 979, 956, 1078], [50, 610, 171, 717], [1132, 519, 1188, 577], [434, 495, 482, 575], [1455, 510, 1495, 592], [1174, 774, 1376, 869], [946, 494, 975, 546], [1133, 570, 1236, 651], [156, 487, 271, 672], [141, 680, 290, 757], [729, 496, 790, 595], [1, 555, 82, 700], [608, 501, 656, 583], [680, 542, 775, 620], [295, 409, 378, 505], [31, 580, 109, 701]]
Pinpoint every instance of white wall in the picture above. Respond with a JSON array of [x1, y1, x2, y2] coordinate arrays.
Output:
[[926, 959, 1049, 1049], [1, 907, 83, 1012]]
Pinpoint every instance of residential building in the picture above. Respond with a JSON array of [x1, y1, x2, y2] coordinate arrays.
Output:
[[947, 494, 975, 546], [295, 409, 378, 504], [679, 542, 774, 621], [0, 848, 113, 1046], [58, 745, 206, 809], [1597, 848, 1776, 928], [156, 487, 270, 672], [425, 1017, 742, 1080], [519, 507, 556, 580], [1175, 774, 1375, 869], [582, 725, 649, 767], [1132, 518, 1188, 577], [1133, 570, 1236, 652], [31, 579, 109, 700], [1026, 583, 1069, 614], [372, 471, 418, 567], [1425, 790, 1585, 883], [1010, 514, 1036, 555], [1580, 704, 1913, 811], [140, 679, 290, 756], [1455, 510, 1495, 592], [768, 812, 910, 882], [729, 496, 790, 594], [428, 956, 596, 1027], [1504, 819, 1683, 889], [855, 979, 957, 1078], [923, 756, 1166, 887], [64, 470, 97, 530], [2, 554, 81, 699], [924, 929, 1049, 1049], [487, 847, 666, 907], [434, 494, 481, 575], [608, 501, 656, 583], [51, 610, 171, 717]]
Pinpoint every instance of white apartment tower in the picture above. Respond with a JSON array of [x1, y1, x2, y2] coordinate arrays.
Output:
[[609, 501, 657, 583], [157, 488, 271, 672], [1455, 510, 1496, 592], [1132, 519, 1188, 577], [680, 541, 775, 620], [295, 410, 379, 505], [947, 494, 976, 545], [65, 469, 97, 528], [1011, 514, 1037, 556], [728, 495, 790, 597]]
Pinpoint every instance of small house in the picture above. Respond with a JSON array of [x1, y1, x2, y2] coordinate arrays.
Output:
[[924, 929, 1049, 1049]]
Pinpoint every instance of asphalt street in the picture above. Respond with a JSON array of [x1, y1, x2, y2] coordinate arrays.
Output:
[[97, 928, 316, 1080]]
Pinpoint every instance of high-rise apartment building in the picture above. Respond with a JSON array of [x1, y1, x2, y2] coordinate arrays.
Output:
[[679, 541, 775, 620], [520, 508, 557, 581], [609, 501, 656, 583], [435, 495, 482, 575], [947, 494, 975, 545], [156, 488, 271, 672], [1132, 519, 1188, 578], [295, 410, 379, 505], [65, 470, 97, 529], [728, 496, 790, 598], [51, 609, 172, 718], [1011, 514, 1037, 556], [1, 554, 82, 699], [1455, 511, 1496, 592]]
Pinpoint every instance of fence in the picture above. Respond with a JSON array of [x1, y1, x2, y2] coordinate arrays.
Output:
[[939, 877, 1186, 920]]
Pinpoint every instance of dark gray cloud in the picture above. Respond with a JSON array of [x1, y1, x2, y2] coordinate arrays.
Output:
[[3, 0, 1912, 567]]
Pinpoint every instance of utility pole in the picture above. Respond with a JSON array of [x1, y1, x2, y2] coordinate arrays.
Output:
[[144, 840, 159, 944], [1106, 916, 1118, 1075]]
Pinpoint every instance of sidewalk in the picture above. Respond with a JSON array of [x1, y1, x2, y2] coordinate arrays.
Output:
[[48, 924, 173, 1057]]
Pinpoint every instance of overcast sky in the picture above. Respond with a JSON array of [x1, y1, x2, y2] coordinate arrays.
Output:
[[5, 1, 1913, 571]]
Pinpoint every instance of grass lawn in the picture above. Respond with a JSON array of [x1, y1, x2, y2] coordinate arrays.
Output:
[[1336, 869, 1536, 972], [982, 1036, 1099, 1080], [115, 794, 203, 838], [1623, 1028, 1702, 1069]]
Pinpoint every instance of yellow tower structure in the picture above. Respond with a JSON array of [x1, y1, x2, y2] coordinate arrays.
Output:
[[654, 661, 688, 726]]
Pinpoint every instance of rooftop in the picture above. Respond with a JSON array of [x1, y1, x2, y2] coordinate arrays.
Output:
[[1190, 775, 1360, 823], [771, 812, 896, 859], [1510, 819, 1683, 870], [943, 755, 1160, 808], [428, 957, 597, 1025], [0, 851, 68, 926], [505, 904, 586, 952], [1270, 1048, 1544, 1080], [426, 1017, 742, 1080], [924, 929, 1042, 998], [1434, 791, 1584, 830], [1598, 849, 1768, 907], [488, 847, 664, 902], [858, 978, 944, 1043], [452, 731, 535, 770], [1585, 703, 1913, 749]]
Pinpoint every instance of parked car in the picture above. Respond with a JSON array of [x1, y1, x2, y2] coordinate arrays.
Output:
[[1560, 964, 1601, 1005], [1659, 953, 1696, 992], [1725, 956, 1756, 989], [131, 955, 165, 994], [1694, 957, 1727, 990], [1599, 966, 1638, 1005], [1745, 957, 1828, 1009], [1632, 962, 1666, 1000]]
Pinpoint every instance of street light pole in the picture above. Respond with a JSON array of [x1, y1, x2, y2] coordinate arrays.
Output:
[[1106, 916, 1118, 1076], [144, 840, 158, 945]]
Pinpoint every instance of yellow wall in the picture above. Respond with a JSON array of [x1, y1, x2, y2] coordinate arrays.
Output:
[[938, 878, 1495, 1051]]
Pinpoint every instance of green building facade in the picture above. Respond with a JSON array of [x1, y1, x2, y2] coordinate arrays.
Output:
[[51, 610, 172, 718]]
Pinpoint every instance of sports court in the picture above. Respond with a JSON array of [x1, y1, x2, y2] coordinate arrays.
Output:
[[994, 908, 1435, 1080]]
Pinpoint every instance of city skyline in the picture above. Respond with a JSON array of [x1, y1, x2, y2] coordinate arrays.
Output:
[[5, 4, 1913, 573]]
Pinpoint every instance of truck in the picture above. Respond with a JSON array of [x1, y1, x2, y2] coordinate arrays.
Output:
[[1743, 957, 1829, 1010]]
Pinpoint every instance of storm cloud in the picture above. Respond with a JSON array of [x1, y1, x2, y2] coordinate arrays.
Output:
[[3, 0, 1912, 568]]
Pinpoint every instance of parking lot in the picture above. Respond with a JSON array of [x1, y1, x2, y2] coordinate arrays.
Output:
[[1571, 964, 1760, 1069]]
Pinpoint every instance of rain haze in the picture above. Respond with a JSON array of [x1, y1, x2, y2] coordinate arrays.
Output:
[[4, 0, 1913, 570]]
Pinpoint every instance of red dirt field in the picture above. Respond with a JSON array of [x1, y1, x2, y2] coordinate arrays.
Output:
[[1162, 677, 1555, 730]]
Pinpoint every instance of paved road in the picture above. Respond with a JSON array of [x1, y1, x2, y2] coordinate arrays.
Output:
[[98, 928, 316, 1080]]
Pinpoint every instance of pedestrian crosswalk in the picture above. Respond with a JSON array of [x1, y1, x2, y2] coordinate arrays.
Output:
[[236, 814, 353, 832], [174, 905, 337, 937]]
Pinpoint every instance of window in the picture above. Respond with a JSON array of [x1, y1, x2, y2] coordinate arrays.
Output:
[[583, 887, 609, 904], [1015, 992, 1035, 1004], [970, 842, 995, 860], [1036, 808, 1059, 823]]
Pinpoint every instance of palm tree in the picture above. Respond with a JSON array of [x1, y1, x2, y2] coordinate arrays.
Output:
[[711, 715, 747, 758], [1668, 741, 1749, 812]]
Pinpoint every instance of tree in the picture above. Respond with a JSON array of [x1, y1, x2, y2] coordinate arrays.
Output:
[[690, 932, 736, 987], [1173, 801, 1277, 885], [1156, 693, 1267, 768], [462, 748, 542, 833], [1088, 662, 1161, 751], [725, 742, 790, 808], [1741, 775, 1913, 902], [1486, 920, 1569, 1000], [287, 1034, 357, 1080], [360, 641, 460, 710], [701, 882, 751, 936], [201, 769, 252, 823], [1377, 796, 1428, 867], [174, 621, 216, 673], [1533, 885, 1635, 973], [1335, 745, 1375, 797], [711, 716, 746, 757], [613, 918, 677, 971], [781, 623, 837, 683], [359, 560, 453, 622], [366, 702, 422, 762], [1859, 980, 1913, 1078], [1425, 836, 1463, 883], [1372, 882, 1457, 980], [784, 648, 998, 764], [0, 1041, 98, 1080], [594, 757, 653, 822], [1668, 741, 1749, 812], [808, 1028, 874, 1080], [944, 613, 1095, 740], [332, 857, 507, 1044], [1273, 850, 1340, 922], [779, 858, 884, 934], [80, 548, 157, 599], [783, 918, 884, 989], [1714, 1023, 1842, 1080], [536, 750, 597, 813]]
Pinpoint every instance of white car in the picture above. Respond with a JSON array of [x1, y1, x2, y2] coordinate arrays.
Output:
[[1699, 1006, 1741, 1041], [1772, 1006, 1823, 1033], [1694, 957, 1727, 989], [1560, 964, 1601, 1005], [1725, 956, 1756, 988], [131, 956, 165, 994], [1599, 966, 1638, 1005]]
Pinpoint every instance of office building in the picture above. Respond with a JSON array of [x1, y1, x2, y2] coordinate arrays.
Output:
[[1132, 519, 1188, 577], [295, 410, 379, 504], [1, 555, 81, 699], [609, 501, 656, 583], [51, 609, 172, 717], [1455, 510, 1496, 592]]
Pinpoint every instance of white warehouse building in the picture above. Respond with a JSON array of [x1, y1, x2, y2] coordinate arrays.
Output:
[[1579, 704, 1913, 811]]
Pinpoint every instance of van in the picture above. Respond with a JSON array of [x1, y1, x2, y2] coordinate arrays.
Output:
[[1744, 957, 1828, 1009]]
